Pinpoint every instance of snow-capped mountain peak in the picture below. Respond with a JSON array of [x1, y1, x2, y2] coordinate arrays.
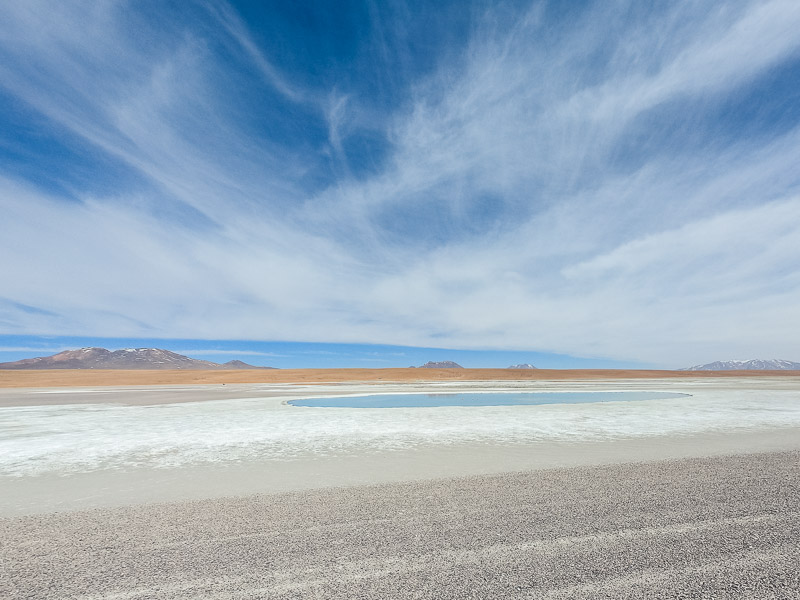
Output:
[[682, 359, 800, 371]]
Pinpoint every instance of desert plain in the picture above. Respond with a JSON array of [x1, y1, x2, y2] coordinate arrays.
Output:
[[1, 369, 799, 598], [3, 366, 800, 388]]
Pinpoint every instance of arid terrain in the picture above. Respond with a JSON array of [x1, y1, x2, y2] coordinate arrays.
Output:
[[2, 367, 800, 388], [2, 370, 799, 598]]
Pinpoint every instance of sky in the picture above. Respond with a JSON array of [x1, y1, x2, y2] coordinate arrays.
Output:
[[1, 0, 799, 369]]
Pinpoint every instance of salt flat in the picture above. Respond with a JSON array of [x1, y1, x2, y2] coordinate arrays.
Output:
[[1, 378, 799, 515]]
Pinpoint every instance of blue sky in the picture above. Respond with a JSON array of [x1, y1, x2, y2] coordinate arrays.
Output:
[[1, 0, 799, 369], [0, 335, 636, 369]]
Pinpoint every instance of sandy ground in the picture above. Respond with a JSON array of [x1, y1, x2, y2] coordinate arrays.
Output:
[[2, 450, 798, 599], [2, 367, 800, 388]]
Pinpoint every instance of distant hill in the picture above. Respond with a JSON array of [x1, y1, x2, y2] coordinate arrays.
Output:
[[682, 359, 800, 371], [221, 360, 266, 369], [0, 347, 274, 370], [418, 361, 464, 369], [508, 363, 537, 369]]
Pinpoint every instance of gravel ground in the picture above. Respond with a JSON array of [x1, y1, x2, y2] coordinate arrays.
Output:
[[2, 450, 799, 599]]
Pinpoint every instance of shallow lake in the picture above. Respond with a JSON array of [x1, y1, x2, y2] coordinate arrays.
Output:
[[288, 391, 690, 408]]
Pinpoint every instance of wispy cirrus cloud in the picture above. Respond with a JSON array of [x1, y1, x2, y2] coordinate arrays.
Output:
[[1, 0, 799, 367]]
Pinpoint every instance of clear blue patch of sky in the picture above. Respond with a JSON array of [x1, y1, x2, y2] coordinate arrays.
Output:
[[339, 128, 395, 181], [0, 335, 652, 369], [231, 0, 475, 109]]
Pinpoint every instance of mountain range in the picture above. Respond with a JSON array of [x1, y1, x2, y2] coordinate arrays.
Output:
[[417, 361, 464, 368], [3, 349, 797, 372], [682, 359, 800, 371], [0, 348, 271, 370]]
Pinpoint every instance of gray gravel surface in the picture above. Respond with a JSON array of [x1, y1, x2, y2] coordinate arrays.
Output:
[[2, 451, 799, 599]]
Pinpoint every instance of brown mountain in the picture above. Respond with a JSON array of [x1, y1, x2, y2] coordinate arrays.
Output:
[[418, 361, 464, 368], [221, 360, 266, 369], [0, 348, 272, 370]]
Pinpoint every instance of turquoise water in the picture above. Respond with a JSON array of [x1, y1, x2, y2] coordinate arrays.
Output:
[[288, 391, 690, 408]]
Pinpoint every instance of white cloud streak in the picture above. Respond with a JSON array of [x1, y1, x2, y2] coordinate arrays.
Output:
[[1, 0, 799, 366], [202, 1, 311, 105]]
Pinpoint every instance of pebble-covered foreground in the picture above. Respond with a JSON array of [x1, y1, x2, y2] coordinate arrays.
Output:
[[2, 451, 798, 599]]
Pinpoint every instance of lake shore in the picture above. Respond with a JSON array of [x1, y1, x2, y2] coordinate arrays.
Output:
[[2, 449, 798, 599], [3, 376, 800, 516], [4, 426, 799, 518]]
